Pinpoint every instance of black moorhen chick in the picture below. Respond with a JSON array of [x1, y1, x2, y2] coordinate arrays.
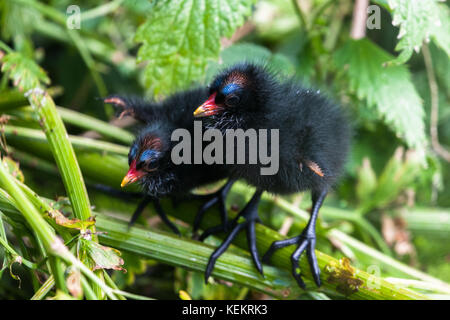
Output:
[[104, 89, 234, 235], [194, 63, 350, 288]]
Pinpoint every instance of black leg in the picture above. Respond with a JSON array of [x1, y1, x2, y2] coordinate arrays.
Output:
[[153, 198, 180, 235], [193, 179, 235, 235], [262, 188, 327, 289], [128, 196, 180, 235], [203, 190, 264, 283], [128, 196, 152, 228]]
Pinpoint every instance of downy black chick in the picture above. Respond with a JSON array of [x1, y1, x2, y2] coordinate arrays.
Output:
[[193, 63, 350, 288], [104, 89, 234, 235]]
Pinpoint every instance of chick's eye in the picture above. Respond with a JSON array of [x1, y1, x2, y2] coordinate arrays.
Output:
[[143, 158, 159, 171], [139, 149, 160, 171], [226, 95, 240, 106]]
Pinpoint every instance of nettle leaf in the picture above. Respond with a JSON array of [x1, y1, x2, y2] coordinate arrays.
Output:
[[0, 52, 50, 92], [335, 39, 427, 160], [0, 0, 43, 40], [386, 0, 442, 64], [135, 0, 255, 95]]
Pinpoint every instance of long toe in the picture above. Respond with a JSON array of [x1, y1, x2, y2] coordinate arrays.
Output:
[[307, 239, 321, 287], [247, 220, 263, 275], [204, 189, 264, 283], [166, 220, 181, 236], [291, 239, 308, 289], [262, 236, 300, 263], [204, 223, 246, 283]]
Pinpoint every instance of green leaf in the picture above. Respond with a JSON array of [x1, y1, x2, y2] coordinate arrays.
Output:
[[0, 0, 42, 40], [79, 239, 125, 272], [429, 4, 450, 58], [1, 157, 24, 183], [334, 39, 427, 159], [135, 0, 255, 95], [0, 52, 50, 91], [386, 0, 442, 64]]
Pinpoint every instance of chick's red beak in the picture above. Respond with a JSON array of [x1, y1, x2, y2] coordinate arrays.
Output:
[[121, 160, 145, 187], [193, 93, 219, 117]]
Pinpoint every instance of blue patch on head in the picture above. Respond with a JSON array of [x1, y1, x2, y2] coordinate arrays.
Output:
[[139, 149, 160, 162], [222, 83, 240, 95]]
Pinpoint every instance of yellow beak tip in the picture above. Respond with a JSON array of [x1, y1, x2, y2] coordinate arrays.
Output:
[[193, 107, 204, 117], [120, 177, 131, 188]]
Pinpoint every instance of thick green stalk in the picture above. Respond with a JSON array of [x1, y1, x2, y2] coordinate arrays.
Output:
[[6, 106, 134, 144], [81, 276, 98, 300], [31, 275, 55, 300], [3, 125, 128, 155], [25, 89, 106, 298], [48, 257, 68, 294], [26, 91, 93, 222], [56, 107, 134, 144], [103, 271, 126, 300]]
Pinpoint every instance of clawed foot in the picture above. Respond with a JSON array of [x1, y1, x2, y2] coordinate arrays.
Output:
[[204, 216, 263, 283], [192, 179, 235, 237], [103, 96, 135, 119], [203, 190, 263, 283], [263, 232, 320, 289]]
